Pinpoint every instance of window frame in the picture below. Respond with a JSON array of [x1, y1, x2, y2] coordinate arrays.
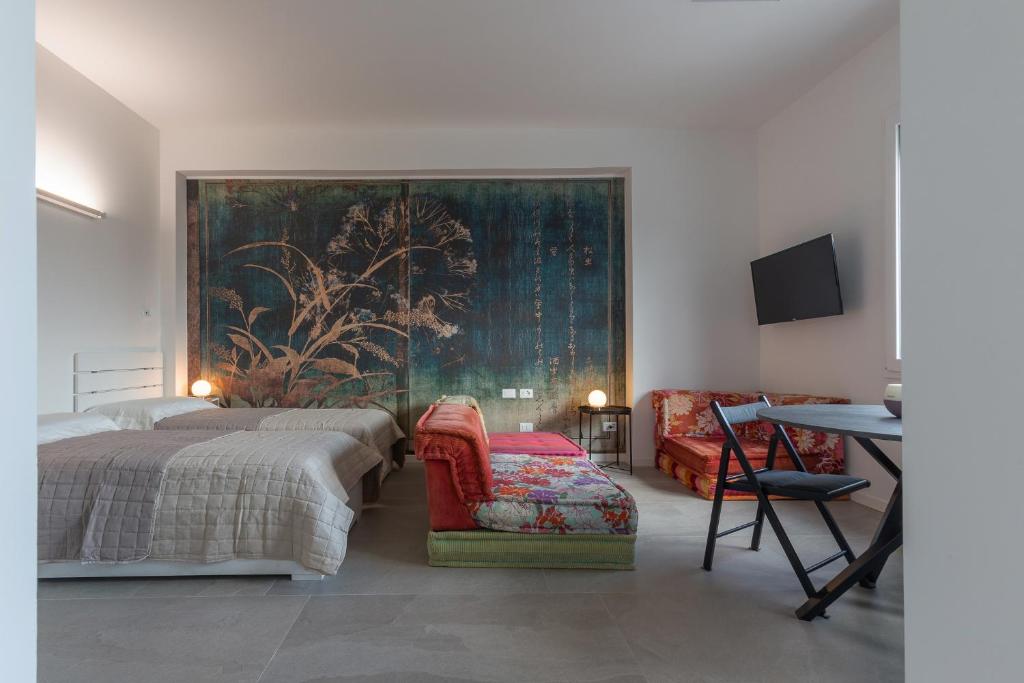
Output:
[[884, 112, 902, 377]]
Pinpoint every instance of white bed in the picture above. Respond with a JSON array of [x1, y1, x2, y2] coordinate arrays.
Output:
[[38, 413, 376, 582], [72, 350, 407, 481], [38, 481, 363, 582], [37, 350, 388, 581]]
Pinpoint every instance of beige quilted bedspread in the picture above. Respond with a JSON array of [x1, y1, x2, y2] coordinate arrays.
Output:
[[38, 430, 382, 574], [155, 407, 405, 476]]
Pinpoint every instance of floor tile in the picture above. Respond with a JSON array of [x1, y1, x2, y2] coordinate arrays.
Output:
[[268, 535, 549, 597], [38, 596, 307, 683], [259, 594, 646, 683], [545, 533, 810, 597], [348, 498, 431, 541], [37, 577, 148, 600], [604, 586, 903, 683]]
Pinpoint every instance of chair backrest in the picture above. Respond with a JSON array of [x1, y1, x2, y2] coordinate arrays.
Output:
[[710, 396, 768, 457], [711, 395, 809, 473], [713, 400, 766, 428]]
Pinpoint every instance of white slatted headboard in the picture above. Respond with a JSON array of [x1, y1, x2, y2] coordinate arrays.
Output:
[[73, 350, 164, 412]]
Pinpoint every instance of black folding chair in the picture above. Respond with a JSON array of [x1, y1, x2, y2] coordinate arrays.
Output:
[[702, 396, 871, 601]]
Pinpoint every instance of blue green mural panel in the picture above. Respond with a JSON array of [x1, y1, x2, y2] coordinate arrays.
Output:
[[187, 177, 626, 437]]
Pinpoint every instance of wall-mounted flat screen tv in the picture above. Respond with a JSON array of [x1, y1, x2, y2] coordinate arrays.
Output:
[[750, 234, 844, 325]]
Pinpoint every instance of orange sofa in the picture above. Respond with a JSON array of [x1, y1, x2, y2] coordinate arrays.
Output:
[[653, 389, 848, 500]]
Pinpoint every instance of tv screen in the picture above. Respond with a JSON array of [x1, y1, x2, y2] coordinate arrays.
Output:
[[750, 234, 843, 325]]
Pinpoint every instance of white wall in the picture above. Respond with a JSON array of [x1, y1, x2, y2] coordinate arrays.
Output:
[[902, 2, 1024, 681], [36, 46, 160, 413], [756, 28, 900, 509], [159, 127, 761, 465], [0, 0, 37, 678]]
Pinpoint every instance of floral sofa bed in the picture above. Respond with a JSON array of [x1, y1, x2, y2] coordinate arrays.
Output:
[[415, 401, 637, 569], [653, 389, 848, 500]]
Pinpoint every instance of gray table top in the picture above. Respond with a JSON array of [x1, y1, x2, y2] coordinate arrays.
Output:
[[756, 404, 902, 442]]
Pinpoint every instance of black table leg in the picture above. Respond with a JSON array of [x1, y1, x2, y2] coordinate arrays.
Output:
[[852, 437, 902, 586], [627, 414, 632, 474], [854, 436, 902, 480], [860, 480, 902, 587], [794, 436, 903, 619], [614, 415, 620, 468], [588, 413, 594, 461], [796, 530, 903, 620]]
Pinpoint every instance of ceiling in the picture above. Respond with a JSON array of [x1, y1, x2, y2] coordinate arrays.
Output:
[[37, 0, 898, 130]]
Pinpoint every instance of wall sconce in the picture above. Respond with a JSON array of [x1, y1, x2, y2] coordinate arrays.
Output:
[[36, 188, 105, 219]]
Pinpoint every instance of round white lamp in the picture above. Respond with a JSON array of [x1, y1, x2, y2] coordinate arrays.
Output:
[[191, 379, 213, 399], [587, 389, 608, 409]]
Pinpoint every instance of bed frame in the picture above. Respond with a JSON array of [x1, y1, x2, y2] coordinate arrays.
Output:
[[43, 349, 367, 581], [73, 350, 165, 412]]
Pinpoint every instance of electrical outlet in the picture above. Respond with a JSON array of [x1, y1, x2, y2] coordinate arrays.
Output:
[[502, 388, 517, 399], [602, 421, 617, 433], [519, 422, 534, 432], [519, 388, 533, 399]]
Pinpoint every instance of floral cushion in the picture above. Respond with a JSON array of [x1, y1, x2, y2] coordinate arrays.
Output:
[[663, 434, 771, 475], [653, 389, 847, 471], [652, 389, 758, 445], [467, 454, 637, 535], [749, 393, 849, 463], [661, 434, 836, 476]]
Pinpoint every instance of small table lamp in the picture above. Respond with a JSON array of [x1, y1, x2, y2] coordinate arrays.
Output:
[[587, 389, 608, 408], [191, 379, 213, 399]]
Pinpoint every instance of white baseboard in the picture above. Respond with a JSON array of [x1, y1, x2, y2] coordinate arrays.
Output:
[[852, 489, 889, 512]]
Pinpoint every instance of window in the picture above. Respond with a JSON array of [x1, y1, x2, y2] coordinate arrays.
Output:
[[885, 116, 902, 375]]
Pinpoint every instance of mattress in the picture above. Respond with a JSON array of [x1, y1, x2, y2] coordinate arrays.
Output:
[[467, 454, 638, 535], [153, 406, 405, 479], [487, 432, 586, 457]]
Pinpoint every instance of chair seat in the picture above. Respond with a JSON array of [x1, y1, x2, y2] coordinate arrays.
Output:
[[727, 470, 869, 501]]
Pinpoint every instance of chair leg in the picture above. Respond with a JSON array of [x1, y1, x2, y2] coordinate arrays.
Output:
[[814, 501, 856, 563], [750, 502, 766, 551], [702, 483, 727, 571], [702, 454, 731, 571], [757, 495, 817, 598]]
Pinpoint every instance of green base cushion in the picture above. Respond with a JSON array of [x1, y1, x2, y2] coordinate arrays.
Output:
[[427, 530, 636, 569]]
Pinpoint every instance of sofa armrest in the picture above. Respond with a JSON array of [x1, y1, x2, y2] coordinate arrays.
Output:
[[414, 403, 494, 502], [653, 389, 762, 444]]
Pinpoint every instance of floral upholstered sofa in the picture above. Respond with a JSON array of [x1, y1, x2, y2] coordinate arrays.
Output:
[[653, 389, 848, 500], [415, 401, 637, 569]]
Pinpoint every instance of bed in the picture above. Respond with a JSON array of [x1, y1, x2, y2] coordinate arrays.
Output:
[[71, 351, 407, 485], [37, 412, 381, 581]]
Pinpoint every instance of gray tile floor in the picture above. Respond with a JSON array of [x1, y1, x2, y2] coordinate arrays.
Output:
[[38, 461, 904, 683]]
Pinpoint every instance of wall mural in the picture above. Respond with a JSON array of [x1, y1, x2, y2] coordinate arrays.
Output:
[[187, 178, 626, 438]]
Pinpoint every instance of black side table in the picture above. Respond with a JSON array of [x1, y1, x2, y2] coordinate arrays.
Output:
[[578, 405, 632, 474]]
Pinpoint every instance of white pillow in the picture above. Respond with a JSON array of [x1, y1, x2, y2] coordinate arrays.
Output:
[[85, 396, 219, 430], [38, 413, 121, 445]]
